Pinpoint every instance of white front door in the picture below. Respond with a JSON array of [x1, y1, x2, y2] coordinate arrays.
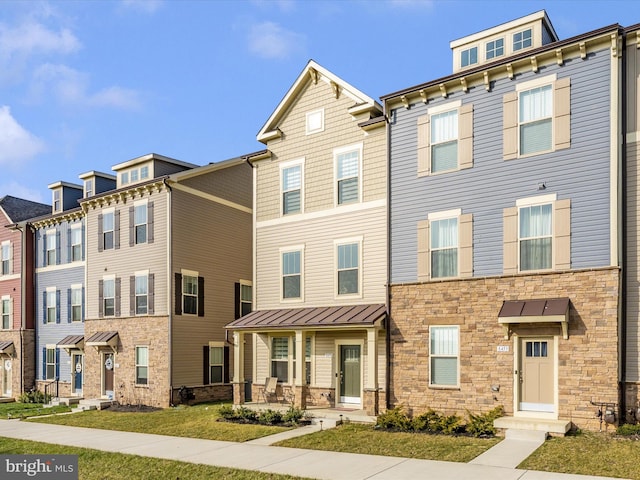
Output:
[[519, 337, 555, 413], [1, 357, 11, 396]]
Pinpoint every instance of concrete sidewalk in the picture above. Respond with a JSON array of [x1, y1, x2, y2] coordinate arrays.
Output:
[[0, 420, 625, 480]]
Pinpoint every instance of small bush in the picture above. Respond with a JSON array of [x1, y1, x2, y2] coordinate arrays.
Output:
[[282, 405, 305, 425], [18, 390, 50, 404], [376, 406, 413, 431], [235, 406, 258, 422], [412, 409, 464, 434], [258, 409, 282, 425], [466, 406, 504, 437], [616, 423, 640, 436], [217, 404, 235, 420]]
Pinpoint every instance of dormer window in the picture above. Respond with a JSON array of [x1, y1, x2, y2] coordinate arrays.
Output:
[[84, 179, 93, 198], [140, 166, 149, 179], [461, 46, 477, 68], [52, 190, 61, 213], [486, 38, 504, 60], [121, 172, 129, 185], [513, 29, 532, 51], [131, 169, 139, 182]]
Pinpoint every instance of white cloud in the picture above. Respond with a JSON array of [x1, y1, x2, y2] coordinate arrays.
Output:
[[120, 0, 163, 14], [31, 63, 142, 110], [0, 181, 45, 204], [0, 20, 80, 58], [247, 22, 306, 59], [0, 106, 45, 165]]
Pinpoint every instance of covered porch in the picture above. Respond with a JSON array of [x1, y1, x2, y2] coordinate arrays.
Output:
[[226, 304, 386, 416]]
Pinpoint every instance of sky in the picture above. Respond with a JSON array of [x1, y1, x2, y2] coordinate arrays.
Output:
[[2, 0, 640, 205]]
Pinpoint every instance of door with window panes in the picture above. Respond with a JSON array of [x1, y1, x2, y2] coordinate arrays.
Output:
[[519, 337, 555, 413]]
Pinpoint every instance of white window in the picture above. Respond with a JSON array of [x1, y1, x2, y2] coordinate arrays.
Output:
[[271, 337, 289, 383], [209, 343, 224, 383], [135, 346, 148, 385], [140, 166, 149, 179], [337, 242, 359, 295], [430, 217, 458, 279], [71, 285, 82, 322], [282, 249, 302, 300], [431, 109, 458, 173], [103, 211, 114, 250], [103, 277, 115, 317], [519, 84, 553, 155], [46, 347, 56, 380], [335, 145, 361, 205], [46, 230, 56, 266], [239, 281, 252, 317], [430, 326, 459, 387], [281, 162, 303, 215], [306, 109, 324, 135], [131, 169, 139, 182], [183, 274, 198, 315], [1, 241, 10, 275], [53, 189, 61, 213], [513, 29, 532, 51], [121, 172, 129, 185], [519, 203, 552, 271], [134, 201, 147, 244], [1, 297, 10, 329], [71, 225, 82, 262], [84, 179, 93, 198], [486, 38, 504, 60], [46, 288, 57, 323], [135, 273, 148, 315], [461, 46, 477, 68]]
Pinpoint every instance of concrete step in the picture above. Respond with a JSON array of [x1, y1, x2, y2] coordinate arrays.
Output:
[[71, 405, 97, 413], [506, 428, 547, 442], [78, 399, 114, 410], [494, 416, 571, 436]]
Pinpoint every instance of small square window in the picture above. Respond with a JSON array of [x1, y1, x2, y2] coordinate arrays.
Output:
[[121, 172, 129, 185], [131, 169, 139, 182], [140, 166, 149, 179], [513, 29, 532, 51], [306, 109, 324, 134], [486, 38, 504, 60], [461, 47, 477, 68]]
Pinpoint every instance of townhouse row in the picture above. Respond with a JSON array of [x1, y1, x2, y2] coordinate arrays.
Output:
[[2, 11, 640, 433]]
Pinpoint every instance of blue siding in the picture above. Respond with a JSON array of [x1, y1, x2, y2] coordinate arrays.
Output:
[[35, 219, 85, 266], [94, 176, 116, 195], [389, 48, 611, 283]]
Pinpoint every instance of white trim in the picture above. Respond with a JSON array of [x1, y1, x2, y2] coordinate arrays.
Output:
[[181, 269, 198, 277], [334, 237, 363, 300], [450, 10, 549, 48], [515, 193, 557, 207], [36, 263, 85, 274], [335, 339, 364, 406], [427, 100, 462, 116], [428, 325, 460, 388], [428, 208, 462, 221], [306, 109, 325, 135], [515, 73, 557, 92], [334, 143, 363, 207], [514, 335, 559, 417], [279, 246, 305, 303], [280, 158, 305, 216]]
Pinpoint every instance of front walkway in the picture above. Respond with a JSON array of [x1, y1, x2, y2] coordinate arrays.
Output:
[[0, 420, 622, 480]]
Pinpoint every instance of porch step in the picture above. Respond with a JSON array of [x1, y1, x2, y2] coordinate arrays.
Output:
[[0, 398, 15, 404], [76, 399, 114, 411], [494, 416, 571, 436], [49, 397, 82, 407]]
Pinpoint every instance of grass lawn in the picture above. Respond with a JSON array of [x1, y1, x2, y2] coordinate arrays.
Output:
[[276, 423, 501, 463], [0, 437, 309, 480], [0, 402, 70, 419], [28, 403, 289, 442], [519, 431, 640, 480]]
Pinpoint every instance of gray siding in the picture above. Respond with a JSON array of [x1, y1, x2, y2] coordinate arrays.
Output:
[[390, 48, 612, 283], [94, 176, 117, 195]]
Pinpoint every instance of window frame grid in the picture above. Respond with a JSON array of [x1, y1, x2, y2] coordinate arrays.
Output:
[[182, 273, 198, 315], [281, 248, 303, 301], [135, 345, 149, 385], [429, 325, 460, 388], [281, 160, 304, 216], [334, 144, 362, 206]]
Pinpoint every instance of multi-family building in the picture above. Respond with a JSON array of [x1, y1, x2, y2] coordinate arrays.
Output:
[[78, 153, 252, 407], [0, 196, 50, 398], [226, 61, 387, 415], [382, 11, 625, 432]]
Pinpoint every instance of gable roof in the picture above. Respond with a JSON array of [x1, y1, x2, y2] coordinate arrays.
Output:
[[0, 195, 50, 224], [256, 59, 382, 144]]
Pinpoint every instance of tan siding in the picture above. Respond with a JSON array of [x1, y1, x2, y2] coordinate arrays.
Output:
[[554, 77, 571, 151], [255, 206, 386, 309], [459, 104, 474, 170], [503, 207, 518, 274], [256, 334, 270, 383], [554, 199, 571, 270], [180, 162, 252, 209], [627, 140, 640, 382], [503, 91, 518, 160]]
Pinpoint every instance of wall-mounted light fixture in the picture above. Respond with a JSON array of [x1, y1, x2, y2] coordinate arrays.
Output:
[[537, 182, 546, 191]]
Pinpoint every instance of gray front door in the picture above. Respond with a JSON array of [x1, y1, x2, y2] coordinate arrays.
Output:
[[72, 353, 83, 395], [339, 345, 361, 404], [102, 353, 114, 399]]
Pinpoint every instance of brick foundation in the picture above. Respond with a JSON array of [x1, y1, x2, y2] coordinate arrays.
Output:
[[389, 268, 620, 431]]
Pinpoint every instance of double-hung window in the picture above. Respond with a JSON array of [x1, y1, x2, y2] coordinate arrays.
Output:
[[71, 225, 82, 262], [84, 179, 93, 198], [431, 110, 458, 173], [519, 84, 553, 155], [53, 189, 61, 213], [103, 278, 115, 317], [140, 166, 149, 179], [131, 169, 139, 183], [239, 282, 252, 317], [1, 297, 10, 329], [486, 38, 504, 60], [134, 201, 147, 244], [461, 46, 477, 68], [209, 344, 224, 383], [46, 289, 57, 323], [71, 285, 82, 322], [337, 242, 359, 295], [103, 211, 114, 250], [45, 347, 56, 380], [513, 29, 532, 51], [519, 203, 552, 271], [429, 326, 459, 387], [431, 217, 458, 279], [46, 230, 56, 266], [282, 162, 302, 215], [271, 337, 289, 383], [183, 274, 198, 315], [135, 273, 148, 315], [135, 346, 148, 385], [336, 145, 361, 205], [1, 241, 10, 275], [282, 249, 302, 300]]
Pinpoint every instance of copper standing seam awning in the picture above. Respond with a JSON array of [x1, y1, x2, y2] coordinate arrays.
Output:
[[85, 331, 119, 353], [0, 341, 14, 355], [226, 304, 387, 331], [57, 335, 85, 352], [498, 297, 570, 339]]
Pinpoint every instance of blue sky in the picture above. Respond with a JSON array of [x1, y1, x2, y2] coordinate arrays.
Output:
[[2, 0, 640, 204]]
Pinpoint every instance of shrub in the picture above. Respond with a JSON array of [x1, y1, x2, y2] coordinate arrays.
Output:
[[466, 406, 504, 437], [282, 405, 305, 425], [412, 409, 464, 434], [617, 423, 640, 436], [18, 390, 50, 404], [235, 406, 258, 422], [217, 404, 235, 420], [258, 409, 282, 425], [376, 406, 412, 431]]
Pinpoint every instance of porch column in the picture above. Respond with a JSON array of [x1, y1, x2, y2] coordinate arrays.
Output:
[[365, 327, 379, 415], [294, 330, 306, 409], [232, 331, 245, 405]]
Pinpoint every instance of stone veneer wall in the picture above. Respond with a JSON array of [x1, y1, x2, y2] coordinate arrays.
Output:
[[83, 316, 170, 407], [389, 268, 620, 431], [0, 330, 35, 398]]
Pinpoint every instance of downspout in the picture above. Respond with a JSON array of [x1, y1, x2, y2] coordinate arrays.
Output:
[[384, 103, 392, 411], [247, 156, 257, 387], [163, 178, 174, 405], [619, 28, 628, 421]]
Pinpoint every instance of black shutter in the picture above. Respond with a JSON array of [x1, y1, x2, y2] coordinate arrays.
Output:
[[67, 288, 72, 323], [175, 273, 182, 315], [115, 277, 121, 316], [97, 214, 104, 252], [147, 202, 154, 244], [234, 282, 240, 319], [56, 290, 60, 323], [81, 286, 85, 322], [56, 230, 61, 265], [197, 276, 205, 317], [67, 227, 72, 262], [114, 210, 120, 249], [148, 273, 154, 314], [129, 275, 136, 316], [129, 206, 135, 247], [41, 231, 46, 267], [41, 347, 46, 380], [98, 280, 104, 318], [55, 348, 60, 379], [42, 291, 46, 324], [82, 222, 85, 261], [203, 346, 210, 385], [223, 346, 230, 384]]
